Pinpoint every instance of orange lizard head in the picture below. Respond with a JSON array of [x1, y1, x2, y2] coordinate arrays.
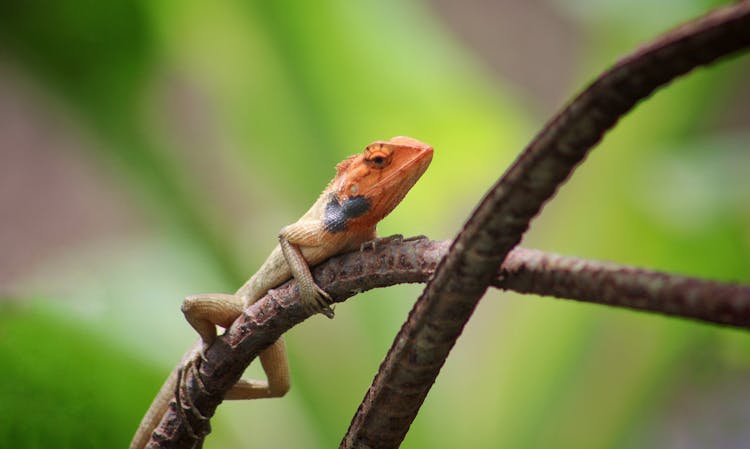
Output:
[[324, 136, 433, 233]]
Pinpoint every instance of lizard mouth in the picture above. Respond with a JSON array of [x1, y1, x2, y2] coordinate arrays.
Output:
[[349, 145, 433, 224]]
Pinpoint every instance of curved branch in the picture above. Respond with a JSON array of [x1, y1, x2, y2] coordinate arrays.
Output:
[[148, 239, 750, 447], [342, 4, 750, 449]]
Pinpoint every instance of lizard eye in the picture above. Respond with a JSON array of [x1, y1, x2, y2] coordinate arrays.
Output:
[[365, 147, 392, 169]]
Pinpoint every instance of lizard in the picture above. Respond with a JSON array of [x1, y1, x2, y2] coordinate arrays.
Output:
[[130, 136, 433, 448]]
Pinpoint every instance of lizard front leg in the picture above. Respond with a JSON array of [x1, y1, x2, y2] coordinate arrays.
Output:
[[278, 220, 336, 318]]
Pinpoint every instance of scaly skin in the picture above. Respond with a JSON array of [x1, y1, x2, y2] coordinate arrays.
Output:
[[130, 136, 433, 449]]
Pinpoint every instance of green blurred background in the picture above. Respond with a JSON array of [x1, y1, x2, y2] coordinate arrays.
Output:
[[1, 1, 749, 448]]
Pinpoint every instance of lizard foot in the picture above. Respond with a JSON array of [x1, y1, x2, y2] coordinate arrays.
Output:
[[360, 234, 428, 252], [301, 284, 335, 319], [360, 234, 403, 252], [402, 234, 429, 243], [175, 357, 211, 442]]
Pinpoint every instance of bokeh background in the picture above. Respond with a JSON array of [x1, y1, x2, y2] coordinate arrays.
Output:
[[1, 1, 749, 448]]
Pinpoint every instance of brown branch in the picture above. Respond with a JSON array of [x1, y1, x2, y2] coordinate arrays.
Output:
[[148, 239, 750, 448], [341, 4, 750, 449], [497, 247, 750, 326]]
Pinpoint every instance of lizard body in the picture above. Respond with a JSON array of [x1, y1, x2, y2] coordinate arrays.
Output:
[[130, 136, 433, 448]]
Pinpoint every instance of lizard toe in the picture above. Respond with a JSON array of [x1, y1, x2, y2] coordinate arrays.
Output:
[[315, 286, 333, 304]]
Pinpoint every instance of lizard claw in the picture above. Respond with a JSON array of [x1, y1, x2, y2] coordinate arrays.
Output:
[[402, 234, 429, 243], [359, 234, 428, 252], [304, 301, 334, 319], [360, 234, 404, 252], [301, 284, 335, 319], [320, 305, 335, 319], [313, 285, 335, 319]]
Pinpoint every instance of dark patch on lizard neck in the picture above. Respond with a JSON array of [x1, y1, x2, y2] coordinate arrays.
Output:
[[323, 193, 371, 233]]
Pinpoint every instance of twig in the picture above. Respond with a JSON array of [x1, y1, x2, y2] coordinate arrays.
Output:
[[341, 3, 750, 449], [148, 239, 750, 447]]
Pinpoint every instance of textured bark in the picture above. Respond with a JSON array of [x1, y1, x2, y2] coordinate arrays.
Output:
[[498, 248, 750, 327], [341, 3, 750, 449], [148, 239, 750, 448]]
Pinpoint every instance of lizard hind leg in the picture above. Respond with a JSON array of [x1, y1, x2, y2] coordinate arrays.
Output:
[[182, 293, 244, 345], [224, 340, 290, 399], [181, 294, 290, 400]]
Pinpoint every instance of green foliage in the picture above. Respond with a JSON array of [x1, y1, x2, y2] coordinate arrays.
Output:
[[0, 305, 161, 448]]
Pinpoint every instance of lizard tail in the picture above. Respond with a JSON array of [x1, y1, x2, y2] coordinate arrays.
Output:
[[129, 367, 179, 449]]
